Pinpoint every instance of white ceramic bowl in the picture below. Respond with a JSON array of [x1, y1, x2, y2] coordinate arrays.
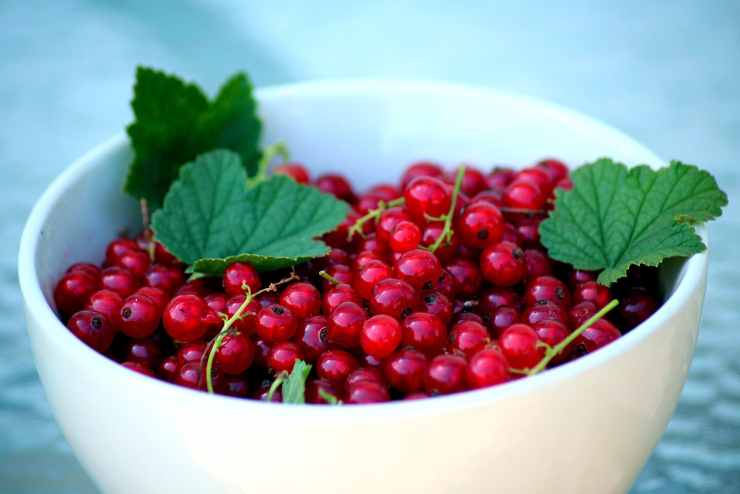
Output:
[[19, 81, 708, 494]]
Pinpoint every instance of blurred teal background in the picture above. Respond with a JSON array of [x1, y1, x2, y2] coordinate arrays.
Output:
[[1, 1, 739, 492]]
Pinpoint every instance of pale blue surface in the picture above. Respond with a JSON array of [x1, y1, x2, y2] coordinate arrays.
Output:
[[1, 1, 739, 492]]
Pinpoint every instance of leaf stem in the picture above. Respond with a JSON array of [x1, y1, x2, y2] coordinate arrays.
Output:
[[318, 270, 341, 286], [526, 299, 619, 376], [205, 271, 299, 393], [346, 197, 405, 241], [249, 141, 290, 186], [428, 165, 466, 253]]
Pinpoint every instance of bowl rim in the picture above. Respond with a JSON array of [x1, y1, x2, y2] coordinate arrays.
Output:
[[18, 79, 707, 420]]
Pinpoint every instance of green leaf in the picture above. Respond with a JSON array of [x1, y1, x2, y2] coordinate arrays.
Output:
[[540, 159, 727, 285], [124, 67, 262, 209], [151, 150, 349, 273], [281, 360, 312, 404]]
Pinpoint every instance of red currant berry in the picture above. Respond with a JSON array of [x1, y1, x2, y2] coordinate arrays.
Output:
[[163, 294, 216, 342], [353, 250, 384, 270], [223, 262, 261, 297], [480, 241, 526, 287], [523, 248, 553, 280], [154, 241, 180, 266], [360, 314, 402, 359], [121, 361, 156, 378], [355, 193, 382, 216], [267, 341, 303, 373], [534, 320, 569, 350], [322, 264, 353, 289], [353, 260, 392, 299], [537, 159, 569, 182], [426, 354, 468, 395], [419, 290, 453, 323], [177, 342, 205, 367], [500, 323, 545, 369], [401, 161, 445, 190], [516, 167, 554, 195], [327, 301, 367, 349], [216, 332, 256, 374], [315, 174, 356, 203], [403, 176, 451, 222], [524, 276, 571, 308], [466, 347, 511, 389], [279, 282, 321, 318], [569, 301, 598, 327], [123, 338, 162, 368], [421, 222, 458, 262], [105, 238, 139, 266], [204, 293, 227, 314], [569, 269, 597, 287], [431, 269, 456, 298], [306, 379, 340, 404], [487, 167, 517, 190], [383, 349, 428, 394], [158, 355, 178, 382], [145, 264, 185, 295], [175, 362, 202, 389], [86, 289, 123, 327], [256, 304, 298, 343], [316, 349, 359, 386], [66, 309, 116, 352], [569, 319, 621, 356], [219, 376, 249, 397], [490, 305, 520, 337], [225, 294, 260, 336], [346, 380, 390, 404], [176, 278, 214, 298], [445, 258, 482, 297], [401, 312, 446, 357], [119, 294, 161, 338], [389, 220, 422, 253], [298, 315, 329, 362], [346, 367, 385, 387], [450, 320, 490, 357], [456, 201, 504, 248], [503, 180, 545, 210], [370, 278, 417, 319], [573, 281, 612, 309], [66, 262, 102, 279], [450, 165, 488, 197], [619, 289, 658, 329], [522, 300, 568, 326], [479, 287, 520, 313], [54, 271, 100, 317], [115, 250, 150, 278], [273, 162, 310, 183], [101, 267, 140, 298], [322, 283, 361, 315], [393, 248, 441, 289], [376, 207, 410, 244]]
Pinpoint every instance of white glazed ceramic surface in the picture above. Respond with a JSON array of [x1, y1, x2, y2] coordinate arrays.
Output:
[[19, 81, 707, 494]]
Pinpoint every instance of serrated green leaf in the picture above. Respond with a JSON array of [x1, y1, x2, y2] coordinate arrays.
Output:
[[281, 360, 312, 404], [540, 159, 727, 285], [151, 150, 349, 273], [124, 67, 261, 209]]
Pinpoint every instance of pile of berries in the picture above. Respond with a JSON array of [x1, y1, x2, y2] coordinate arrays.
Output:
[[54, 158, 660, 404]]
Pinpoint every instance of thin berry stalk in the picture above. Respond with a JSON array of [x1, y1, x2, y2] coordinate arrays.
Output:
[[346, 197, 405, 240], [428, 165, 466, 253]]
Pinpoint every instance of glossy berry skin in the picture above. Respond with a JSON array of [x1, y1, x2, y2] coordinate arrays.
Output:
[[223, 262, 261, 297], [421, 222, 458, 262], [67, 310, 116, 352], [85, 289, 123, 327], [101, 267, 140, 298], [219, 376, 249, 397], [479, 287, 520, 313], [163, 295, 216, 342], [445, 258, 482, 298], [353, 260, 392, 300], [361, 314, 402, 358], [523, 249, 552, 280], [315, 174, 356, 203], [376, 207, 411, 244], [500, 323, 545, 369], [400, 161, 444, 189], [145, 264, 185, 295], [569, 269, 597, 287], [158, 355, 178, 382], [115, 250, 150, 278], [537, 159, 569, 182], [306, 379, 340, 404], [322, 264, 353, 289], [466, 347, 511, 389], [66, 262, 102, 279], [570, 320, 621, 356], [177, 342, 206, 367], [346, 367, 385, 387], [298, 315, 330, 362], [279, 282, 321, 318], [225, 294, 260, 336], [619, 289, 658, 329], [175, 362, 202, 389], [204, 293, 227, 314], [403, 176, 451, 222], [389, 220, 421, 253], [393, 248, 441, 289], [273, 162, 310, 183], [450, 320, 490, 357], [316, 349, 359, 386], [503, 180, 546, 210], [426, 354, 468, 395], [456, 201, 504, 248], [134, 287, 167, 311], [402, 312, 446, 357], [452, 165, 488, 197], [122, 361, 156, 378], [267, 341, 303, 373], [569, 301, 598, 327], [534, 320, 569, 349], [516, 167, 554, 195], [490, 305, 520, 337], [346, 380, 390, 404], [524, 276, 571, 308], [480, 241, 526, 287], [123, 338, 162, 368], [327, 301, 367, 349], [256, 304, 298, 344], [54, 271, 100, 317], [573, 281, 612, 309], [419, 291, 453, 323], [216, 332, 256, 374], [119, 294, 161, 338], [487, 167, 517, 190], [383, 349, 428, 394], [322, 283, 361, 315], [370, 278, 417, 319], [523, 301, 568, 326], [104, 238, 139, 266]]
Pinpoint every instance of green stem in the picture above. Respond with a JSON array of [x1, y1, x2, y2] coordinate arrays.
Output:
[[526, 299, 619, 376], [428, 166, 466, 253], [266, 372, 287, 402], [346, 197, 405, 241], [318, 388, 342, 405], [318, 270, 341, 286], [249, 142, 290, 186]]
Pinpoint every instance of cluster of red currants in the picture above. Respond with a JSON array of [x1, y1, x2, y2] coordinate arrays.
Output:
[[54, 158, 660, 404]]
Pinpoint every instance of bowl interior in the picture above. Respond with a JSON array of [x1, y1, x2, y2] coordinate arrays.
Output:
[[30, 80, 690, 379]]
